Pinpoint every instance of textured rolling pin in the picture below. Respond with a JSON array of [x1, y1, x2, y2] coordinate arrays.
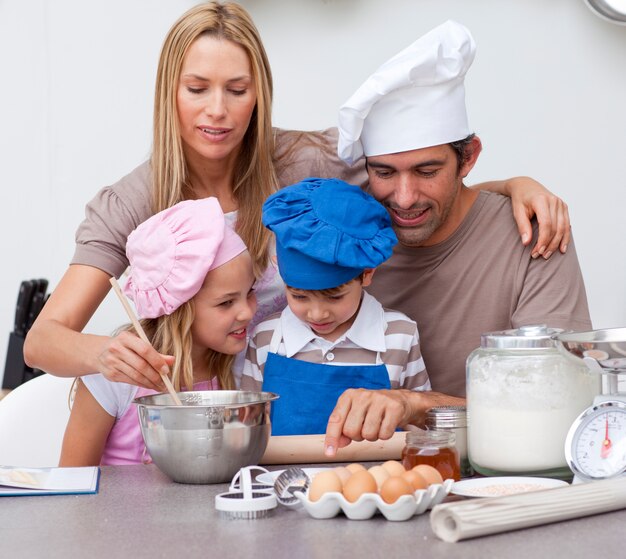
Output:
[[430, 477, 626, 543]]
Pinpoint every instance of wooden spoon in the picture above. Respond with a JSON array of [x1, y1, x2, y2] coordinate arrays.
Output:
[[109, 277, 182, 405]]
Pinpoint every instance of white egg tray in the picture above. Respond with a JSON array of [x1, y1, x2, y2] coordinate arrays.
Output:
[[294, 479, 454, 521]]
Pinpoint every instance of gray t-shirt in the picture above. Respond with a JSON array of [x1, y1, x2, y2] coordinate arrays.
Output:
[[366, 190, 592, 397], [72, 127, 366, 277]]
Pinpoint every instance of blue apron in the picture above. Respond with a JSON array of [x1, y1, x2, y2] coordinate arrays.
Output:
[[262, 321, 391, 435]]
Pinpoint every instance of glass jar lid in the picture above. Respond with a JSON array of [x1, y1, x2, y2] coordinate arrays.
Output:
[[405, 428, 455, 447], [480, 324, 566, 350], [425, 406, 467, 429]]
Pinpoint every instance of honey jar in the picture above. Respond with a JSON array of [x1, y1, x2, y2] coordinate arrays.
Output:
[[425, 406, 473, 478], [401, 429, 460, 481]]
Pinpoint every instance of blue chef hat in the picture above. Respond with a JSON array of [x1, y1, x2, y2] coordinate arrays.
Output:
[[262, 177, 398, 290]]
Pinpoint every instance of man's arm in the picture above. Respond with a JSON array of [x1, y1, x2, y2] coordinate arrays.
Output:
[[323, 388, 465, 457], [512, 233, 591, 331]]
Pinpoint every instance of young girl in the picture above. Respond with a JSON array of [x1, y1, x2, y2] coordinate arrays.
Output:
[[59, 198, 256, 466]]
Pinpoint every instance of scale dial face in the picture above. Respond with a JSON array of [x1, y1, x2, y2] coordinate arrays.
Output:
[[565, 400, 626, 481]]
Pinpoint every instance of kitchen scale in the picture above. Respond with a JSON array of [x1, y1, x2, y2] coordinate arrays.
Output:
[[557, 328, 626, 483]]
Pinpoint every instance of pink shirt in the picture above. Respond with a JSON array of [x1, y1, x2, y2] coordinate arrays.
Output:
[[82, 375, 218, 465]]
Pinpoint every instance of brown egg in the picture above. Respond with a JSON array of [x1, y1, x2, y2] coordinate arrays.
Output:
[[381, 460, 406, 477], [401, 469, 428, 491], [342, 470, 378, 503], [308, 470, 343, 502], [345, 463, 366, 474], [333, 466, 352, 486], [412, 464, 444, 485], [367, 465, 390, 490], [380, 476, 414, 504]]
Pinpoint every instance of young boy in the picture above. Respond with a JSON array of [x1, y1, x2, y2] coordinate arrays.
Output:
[[241, 177, 431, 435]]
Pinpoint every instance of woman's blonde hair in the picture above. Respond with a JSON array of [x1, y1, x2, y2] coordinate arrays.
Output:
[[152, 1, 276, 276], [139, 301, 235, 391]]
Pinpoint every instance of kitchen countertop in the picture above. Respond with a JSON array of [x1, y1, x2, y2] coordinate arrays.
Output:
[[1, 464, 624, 558]]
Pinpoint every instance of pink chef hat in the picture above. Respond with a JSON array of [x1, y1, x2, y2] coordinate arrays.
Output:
[[123, 198, 247, 319]]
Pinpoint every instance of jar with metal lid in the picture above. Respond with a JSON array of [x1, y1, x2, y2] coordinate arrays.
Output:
[[466, 325, 600, 478], [425, 406, 473, 478], [402, 429, 460, 481]]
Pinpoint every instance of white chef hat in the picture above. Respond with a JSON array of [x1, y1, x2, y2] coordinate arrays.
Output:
[[337, 20, 476, 164]]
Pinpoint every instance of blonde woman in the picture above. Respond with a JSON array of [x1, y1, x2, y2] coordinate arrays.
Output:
[[25, 2, 570, 391]]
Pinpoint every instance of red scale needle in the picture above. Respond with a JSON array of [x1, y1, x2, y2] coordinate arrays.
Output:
[[601, 417, 612, 459]]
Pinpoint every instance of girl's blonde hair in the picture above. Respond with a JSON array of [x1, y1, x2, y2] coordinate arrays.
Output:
[[139, 301, 235, 392], [152, 1, 277, 276]]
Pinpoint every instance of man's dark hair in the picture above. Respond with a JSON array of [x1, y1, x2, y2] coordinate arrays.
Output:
[[449, 133, 476, 172]]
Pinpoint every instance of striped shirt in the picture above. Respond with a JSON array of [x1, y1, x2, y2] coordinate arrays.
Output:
[[241, 291, 430, 392]]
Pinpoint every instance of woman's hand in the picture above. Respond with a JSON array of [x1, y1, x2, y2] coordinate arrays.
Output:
[[25, 265, 169, 390], [96, 330, 172, 391], [505, 176, 571, 259], [475, 177, 571, 259]]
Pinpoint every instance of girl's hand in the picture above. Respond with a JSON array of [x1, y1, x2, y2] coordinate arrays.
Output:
[[96, 330, 173, 391], [506, 176, 571, 259]]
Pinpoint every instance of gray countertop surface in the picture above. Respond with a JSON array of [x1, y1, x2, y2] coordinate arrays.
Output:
[[1, 464, 624, 558]]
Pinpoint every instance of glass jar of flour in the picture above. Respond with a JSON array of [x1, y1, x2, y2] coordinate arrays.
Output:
[[466, 325, 600, 479]]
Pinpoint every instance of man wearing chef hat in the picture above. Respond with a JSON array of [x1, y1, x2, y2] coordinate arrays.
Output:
[[324, 20, 591, 455]]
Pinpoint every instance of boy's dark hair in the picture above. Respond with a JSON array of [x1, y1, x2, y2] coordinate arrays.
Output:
[[286, 272, 365, 297]]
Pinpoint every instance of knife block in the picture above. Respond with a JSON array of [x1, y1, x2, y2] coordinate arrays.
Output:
[[2, 332, 43, 390]]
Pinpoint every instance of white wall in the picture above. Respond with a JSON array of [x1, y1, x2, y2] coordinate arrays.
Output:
[[1, 0, 625, 379]]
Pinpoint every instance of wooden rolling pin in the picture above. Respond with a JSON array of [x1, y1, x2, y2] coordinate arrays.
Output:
[[260, 431, 407, 465]]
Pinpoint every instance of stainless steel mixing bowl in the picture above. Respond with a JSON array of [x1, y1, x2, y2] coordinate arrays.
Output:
[[556, 327, 626, 373], [134, 390, 278, 484]]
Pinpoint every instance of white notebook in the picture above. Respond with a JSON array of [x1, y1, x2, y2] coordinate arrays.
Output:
[[0, 466, 100, 496]]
